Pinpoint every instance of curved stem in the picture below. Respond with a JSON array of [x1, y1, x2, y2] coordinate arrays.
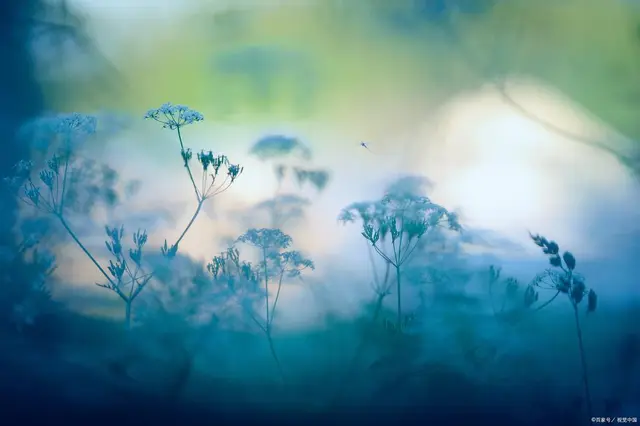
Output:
[[531, 290, 560, 313], [442, 0, 636, 170], [172, 200, 203, 249]]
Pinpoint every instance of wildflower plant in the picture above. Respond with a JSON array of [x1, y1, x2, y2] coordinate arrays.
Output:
[[207, 228, 314, 382], [249, 134, 311, 161], [0, 236, 57, 332], [487, 266, 521, 318], [486, 265, 560, 323], [339, 191, 461, 331], [332, 253, 393, 404], [5, 103, 243, 328], [250, 194, 311, 229], [247, 134, 329, 228], [528, 233, 597, 420]]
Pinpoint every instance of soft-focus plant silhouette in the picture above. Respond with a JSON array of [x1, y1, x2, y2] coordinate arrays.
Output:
[[487, 266, 520, 318], [339, 190, 461, 331], [332, 251, 393, 404], [0, 236, 57, 332], [250, 135, 311, 161], [455, 263, 577, 373], [486, 265, 561, 324], [4, 104, 243, 328], [245, 134, 329, 229], [529, 233, 597, 420], [207, 228, 313, 383], [249, 194, 311, 230]]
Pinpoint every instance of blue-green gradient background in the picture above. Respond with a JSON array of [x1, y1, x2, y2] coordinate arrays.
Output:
[[2, 1, 639, 425]]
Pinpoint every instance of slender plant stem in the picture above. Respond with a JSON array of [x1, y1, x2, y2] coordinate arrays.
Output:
[[332, 292, 387, 405], [173, 200, 203, 249], [267, 334, 286, 384], [127, 264, 140, 300], [58, 151, 70, 214], [263, 248, 270, 334], [176, 126, 200, 203], [573, 303, 593, 420], [396, 265, 402, 330], [488, 272, 498, 315], [269, 271, 285, 325], [124, 301, 132, 329], [531, 290, 560, 313], [257, 247, 286, 384], [57, 214, 116, 291]]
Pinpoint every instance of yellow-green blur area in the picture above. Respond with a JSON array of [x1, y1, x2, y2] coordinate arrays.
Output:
[[48, 0, 640, 145]]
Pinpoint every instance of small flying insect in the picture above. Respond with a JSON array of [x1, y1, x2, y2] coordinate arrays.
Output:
[[360, 142, 375, 153], [359, 141, 398, 157]]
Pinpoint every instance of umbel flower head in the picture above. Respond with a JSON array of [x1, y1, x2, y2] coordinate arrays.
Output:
[[339, 192, 460, 247], [18, 112, 98, 155], [236, 228, 293, 251], [144, 103, 204, 129], [55, 112, 98, 135], [25, 112, 98, 136]]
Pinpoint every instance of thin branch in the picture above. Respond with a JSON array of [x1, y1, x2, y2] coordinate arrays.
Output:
[[26, 178, 55, 214], [247, 308, 267, 334], [488, 272, 499, 316], [56, 213, 126, 300], [17, 194, 39, 211], [269, 268, 286, 326], [396, 211, 405, 265], [172, 200, 203, 249], [391, 238, 399, 267], [131, 273, 154, 301], [47, 182, 57, 212], [94, 282, 127, 302], [176, 126, 201, 203], [58, 150, 70, 214], [125, 263, 140, 300], [531, 290, 560, 313], [399, 239, 420, 266], [266, 334, 286, 384], [372, 244, 396, 267], [262, 248, 270, 334], [205, 174, 232, 199], [573, 302, 593, 420], [332, 290, 390, 405], [366, 242, 381, 286], [442, 2, 639, 171]]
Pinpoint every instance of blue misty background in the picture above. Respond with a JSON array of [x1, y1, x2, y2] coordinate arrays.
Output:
[[1, 1, 640, 426]]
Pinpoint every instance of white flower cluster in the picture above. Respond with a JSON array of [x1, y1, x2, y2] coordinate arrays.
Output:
[[144, 102, 204, 130]]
